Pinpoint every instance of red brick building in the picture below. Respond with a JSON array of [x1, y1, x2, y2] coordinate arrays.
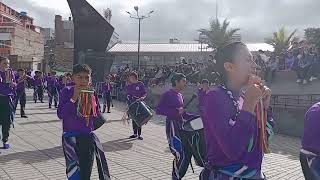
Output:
[[0, 2, 44, 70]]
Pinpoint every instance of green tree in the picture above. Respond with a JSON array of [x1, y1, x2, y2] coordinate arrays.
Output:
[[305, 28, 320, 49], [198, 19, 240, 49], [265, 27, 297, 55]]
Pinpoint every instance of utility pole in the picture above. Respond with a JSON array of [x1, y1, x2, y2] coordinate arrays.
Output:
[[127, 7, 154, 70]]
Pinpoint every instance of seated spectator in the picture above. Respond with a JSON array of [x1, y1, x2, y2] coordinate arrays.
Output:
[[296, 49, 312, 84], [285, 51, 296, 70], [308, 47, 319, 82], [265, 55, 279, 83]]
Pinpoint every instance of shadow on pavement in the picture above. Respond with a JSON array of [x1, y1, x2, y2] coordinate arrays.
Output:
[[18, 119, 61, 125], [25, 111, 57, 115], [268, 134, 301, 161], [0, 138, 134, 164], [102, 138, 134, 152]]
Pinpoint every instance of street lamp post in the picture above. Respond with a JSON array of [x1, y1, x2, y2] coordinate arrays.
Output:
[[127, 7, 154, 70]]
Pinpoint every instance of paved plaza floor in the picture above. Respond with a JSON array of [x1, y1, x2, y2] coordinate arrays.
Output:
[[0, 91, 305, 180]]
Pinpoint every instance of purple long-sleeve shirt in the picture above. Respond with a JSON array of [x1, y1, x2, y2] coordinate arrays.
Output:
[[156, 89, 198, 124], [15, 75, 26, 92], [34, 76, 44, 87], [301, 102, 320, 155], [198, 88, 207, 110], [203, 87, 274, 171], [0, 70, 15, 96], [103, 82, 113, 94], [126, 81, 147, 103], [46, 76, 58, 88], [57, 86, 102, 134]]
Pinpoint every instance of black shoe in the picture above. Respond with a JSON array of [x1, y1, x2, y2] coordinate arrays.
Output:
[[49, 105, 52, 109], [21, 115, 28, 118], [41, 101, 44, 103], [138, 136, 143, 140], [129, 135, 137, 139], [107, 111, 111, 113]]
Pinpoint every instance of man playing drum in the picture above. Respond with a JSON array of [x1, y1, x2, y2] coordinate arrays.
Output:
[[156, 73, 205, 180], [126, 72, 147, 140]]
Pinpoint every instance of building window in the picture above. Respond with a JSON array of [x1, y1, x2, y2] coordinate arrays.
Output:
[[0, 40, 11, 48]]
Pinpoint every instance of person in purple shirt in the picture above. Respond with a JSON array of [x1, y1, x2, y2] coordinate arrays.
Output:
[[33, 71, 44, 103], [102, 76, 113, 113], [15, 69, 29, 118], [0, 56, 16, 149], [57, 64, 110, 180], [300, 103, 320, 179], [200, 42, 274, 180], [126, 72, 147, 140], [198, 79, 210, 116], [46, 71, 59, 108], [156, 73, 203, 180], [57, 73, 72, 92]]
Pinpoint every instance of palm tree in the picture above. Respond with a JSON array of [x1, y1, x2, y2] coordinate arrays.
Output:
[[265, 27, 297, 55], [198, 19, 240, 49]]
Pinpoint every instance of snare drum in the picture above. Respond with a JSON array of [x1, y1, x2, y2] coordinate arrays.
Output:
[[182, 116, 203, 131], [127, 100, 153, 127]]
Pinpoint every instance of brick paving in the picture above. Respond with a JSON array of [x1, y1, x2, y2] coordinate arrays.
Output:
[[0, 91, 305, 180]]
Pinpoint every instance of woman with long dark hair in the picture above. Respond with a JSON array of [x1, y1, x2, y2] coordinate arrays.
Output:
[[200, 42, 275, 180]]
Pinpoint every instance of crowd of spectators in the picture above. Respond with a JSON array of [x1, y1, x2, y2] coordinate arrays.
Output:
[[109, 58, 216, 91], [255, 41, 320, 85]]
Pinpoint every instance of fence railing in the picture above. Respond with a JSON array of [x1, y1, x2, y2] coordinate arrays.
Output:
[[95, 82, 127, 101], [271, 94, 320, 109], [95, 82, 320, 110]]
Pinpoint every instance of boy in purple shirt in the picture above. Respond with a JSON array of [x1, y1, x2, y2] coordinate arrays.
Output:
[[102, 76, 113, 113], [126, 72, 147, 140], [300, 103, 320, 179], [198, 79, 210, 115], [46, 71, 59, 108], [0, 56, 16, 149], [33, 71, 44, 103], [57, 64, 110, 180], [200, 42, 274, 180], [156, 73, 203, 180], [15, 69, 29, 118]]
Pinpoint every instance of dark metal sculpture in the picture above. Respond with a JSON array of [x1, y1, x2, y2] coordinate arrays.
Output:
[[67, 0, 114, 82]]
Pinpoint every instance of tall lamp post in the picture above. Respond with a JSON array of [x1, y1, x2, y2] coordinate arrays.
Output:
[[127, 6, 154, 70]]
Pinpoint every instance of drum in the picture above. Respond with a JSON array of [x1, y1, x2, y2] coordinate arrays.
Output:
[[182, 116, 206, 167], [127, 100, 153, 127], [182, 116, 203, 131]]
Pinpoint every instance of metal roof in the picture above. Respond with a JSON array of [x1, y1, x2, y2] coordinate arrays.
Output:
[[109, 43, 214, 53], [109, 43, 274, 53]]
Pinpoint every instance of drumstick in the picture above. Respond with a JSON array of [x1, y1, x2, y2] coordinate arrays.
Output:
[[184, 93, 198, 109]]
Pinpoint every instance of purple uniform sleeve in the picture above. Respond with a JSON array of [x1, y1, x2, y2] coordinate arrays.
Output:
[[156, 91, 179, 118], [139, 82, 147, 98], [302, 104, 320, 154], [203, 90, 257, 161], [57, 87, 77, 121]]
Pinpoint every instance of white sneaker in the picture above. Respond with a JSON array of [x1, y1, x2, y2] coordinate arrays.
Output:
[[303, 80, 308, 84], [310, 77, 314, 82], [296, 79, 302, 83]]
